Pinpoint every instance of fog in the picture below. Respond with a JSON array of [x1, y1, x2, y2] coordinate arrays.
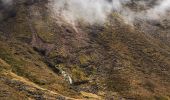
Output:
[[49, 0, 113, 25], [146, 0, 170, 19], [49, 0, 170, 25], [1, 0, 13, 5], [0, 0, 13, 21], [1, 0, 170, 25]]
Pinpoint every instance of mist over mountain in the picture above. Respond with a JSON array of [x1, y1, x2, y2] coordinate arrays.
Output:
[[0, 0, 170, 99], [49, 0, 170, 25]]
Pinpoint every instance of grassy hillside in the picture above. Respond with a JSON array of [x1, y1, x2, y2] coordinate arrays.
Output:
[[0, 1, 170, 100]]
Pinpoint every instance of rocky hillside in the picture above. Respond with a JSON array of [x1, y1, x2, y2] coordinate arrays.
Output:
[[0, 0, 170, 100]]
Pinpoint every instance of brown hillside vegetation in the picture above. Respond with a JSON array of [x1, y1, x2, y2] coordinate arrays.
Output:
[[0, 0, 170, 100]]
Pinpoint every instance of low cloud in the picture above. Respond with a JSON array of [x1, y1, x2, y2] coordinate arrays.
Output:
[[0, 0, 14, 21], [1, 0, 13, 5], [49, 0, 113, 25], [49, 0, 170, 25]]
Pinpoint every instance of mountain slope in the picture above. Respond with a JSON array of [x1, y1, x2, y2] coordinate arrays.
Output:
[[0, 0, 170, 100]]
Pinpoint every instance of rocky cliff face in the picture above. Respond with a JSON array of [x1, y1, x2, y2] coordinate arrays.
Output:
[[0, 0, 170, 99]]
